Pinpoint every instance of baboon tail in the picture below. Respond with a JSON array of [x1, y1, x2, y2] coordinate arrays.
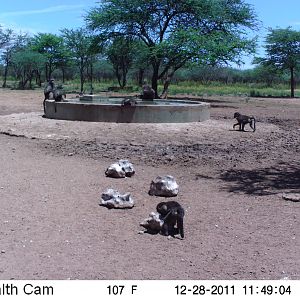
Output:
[[177, 215, 184, 238], [250, 117, 256, 132]]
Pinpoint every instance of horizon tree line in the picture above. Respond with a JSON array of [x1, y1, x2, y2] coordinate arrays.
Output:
[[1, 0, 300, 97]]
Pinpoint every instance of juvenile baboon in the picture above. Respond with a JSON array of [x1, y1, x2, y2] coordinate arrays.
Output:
[[156, 201, 185, 238], [233, 112, 256, 132], [141, 82, 155, 100], [121, 98, 137, 107]]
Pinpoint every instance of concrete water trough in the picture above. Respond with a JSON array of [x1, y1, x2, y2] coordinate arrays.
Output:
[[44, 95, 210, 123]]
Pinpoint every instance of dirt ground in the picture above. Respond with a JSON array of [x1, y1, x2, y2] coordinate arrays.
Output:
[[0, 89, 299, 280]]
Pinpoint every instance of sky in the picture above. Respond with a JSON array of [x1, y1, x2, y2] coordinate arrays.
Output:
[[0, 0, 96, 34], [1, 0, 300, 69]]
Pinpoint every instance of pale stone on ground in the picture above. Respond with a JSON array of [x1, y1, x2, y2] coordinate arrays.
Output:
[[140, 212, 164, 233], [149, 175, 179, 197], [100, 188, 134, 208], [105, 159, 135, 178]]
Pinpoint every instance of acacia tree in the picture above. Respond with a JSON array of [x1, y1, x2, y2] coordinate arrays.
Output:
[[61, 28, 96, 93], [0, 26, 10, 48], [31, 33, 66, 81], [106, 36, 136, 88], [255, 27, 300, 98], [0, 28, 14, 87], [86, 0, 257, 98], [11, 49, 46, 89], [1, 31, 29, 87]]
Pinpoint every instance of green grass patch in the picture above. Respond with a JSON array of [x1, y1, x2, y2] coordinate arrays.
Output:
[[1, 77, 299, 98], [166, 81, 300, 98]]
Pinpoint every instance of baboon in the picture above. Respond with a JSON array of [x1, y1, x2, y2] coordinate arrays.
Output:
[[233, 112, 256, 132], [141, 82, 155, 100], [43, 78, 56, 114], [43, 80, 65, 114], [53, 86, 66, 101], [156, 201, 185, 238], [121, 98, 137, 107], [44, 78, 55, 100]]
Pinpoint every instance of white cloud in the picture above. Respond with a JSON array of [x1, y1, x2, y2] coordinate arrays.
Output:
[[0, 5, 85, 18]]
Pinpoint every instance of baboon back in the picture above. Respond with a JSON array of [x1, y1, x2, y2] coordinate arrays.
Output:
[[156, 201, 185, 238]]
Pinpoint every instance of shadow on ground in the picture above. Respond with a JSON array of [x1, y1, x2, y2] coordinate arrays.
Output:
[[219, 162, 300, 196]]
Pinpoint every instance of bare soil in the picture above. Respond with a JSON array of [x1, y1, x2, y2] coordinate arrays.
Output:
[[0, 89, 299, 280]]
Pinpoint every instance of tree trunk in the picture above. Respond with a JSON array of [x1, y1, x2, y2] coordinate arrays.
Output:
[[62, 68, 65, 83], [290, 67, 295, 98], [138, 68, 144, 86], [160, 70, 175, 99], [151, 63, 160, 98], [80, 73, 84, 93], [122, 66, 127, 88], [2, 64, 8, 88], [36, 71, 42, 87], [89, 62, 93, 94], [80, 58, 85, 93], [29, 75, 33, 89], [45, 64, 49, 81], [116, 67, 122, 87], [48, 60, 54, 80]]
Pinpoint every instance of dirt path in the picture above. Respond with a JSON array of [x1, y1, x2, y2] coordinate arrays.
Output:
[[0, 89, 299, 279]]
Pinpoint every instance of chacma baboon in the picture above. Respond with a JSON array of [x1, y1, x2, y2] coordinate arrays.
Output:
[[44, 78, 55, 100], [156, 201, 185, 238], [43, 78, 56, 114], [121, 98, 137, 107], [141, 82, 155, 100], [43, 80, 65, 114], [233, 112, 256, 132], [53, 85, 66, 102]]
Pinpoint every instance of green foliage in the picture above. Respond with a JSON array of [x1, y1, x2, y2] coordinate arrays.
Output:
[[11, 49, 46, 89], [262, 27, 300, 69], [58, 78, 299, 98], [61, 28, 96, 92], [0, 30, 31, 87], [255, 27, 300, 97], [106, 36, 137, 87], [86, 0, 258, 96], [0, 27, 13, 49], [5, 6, 300, 98], [30, 33, 66, 80], [61, 28, 94, 58], [165, 81, 299, 97]]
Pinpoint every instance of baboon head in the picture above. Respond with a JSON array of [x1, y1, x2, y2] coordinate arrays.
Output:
[[234, 112, 240, 118]]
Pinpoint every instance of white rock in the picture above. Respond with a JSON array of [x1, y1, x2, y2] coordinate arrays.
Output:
[[149, 175, 179, 197], [140, 212, 164, 233], [105, 160, 135, 178], [100, 188, 134, 208], [118, 159, 135, 177], [105, 163, 126, 178]]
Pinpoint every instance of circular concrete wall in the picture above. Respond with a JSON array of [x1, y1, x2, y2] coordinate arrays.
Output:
[[44, 98, 210, 123]]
